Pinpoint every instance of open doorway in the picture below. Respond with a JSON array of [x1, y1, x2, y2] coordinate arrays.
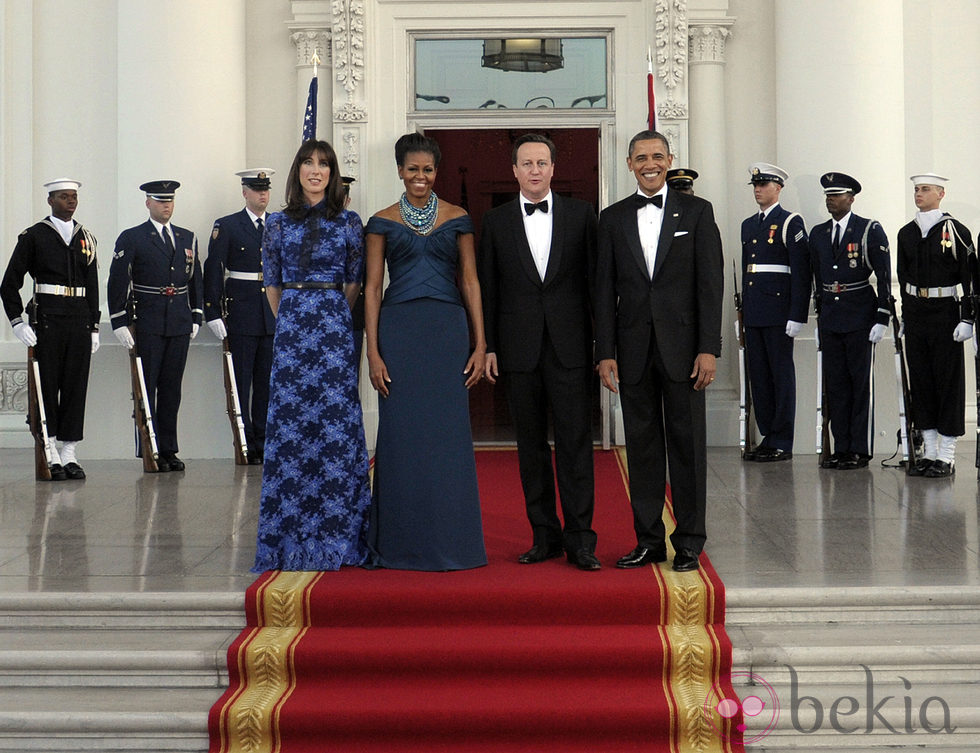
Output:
[[426, 127, 600, 443]]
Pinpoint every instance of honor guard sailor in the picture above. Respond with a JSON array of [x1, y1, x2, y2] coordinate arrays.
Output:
[[896, 173, 976, 477], [811, 172, 891, 469], [107, 180, 203, 472], [1, 178, 100, 480], [740, 163, 811, 461], [204, 169, 277, 463]]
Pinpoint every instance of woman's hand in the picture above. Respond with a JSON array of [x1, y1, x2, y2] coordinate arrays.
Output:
[[463, 347, 486, 389], [368, 352, 392, 398]]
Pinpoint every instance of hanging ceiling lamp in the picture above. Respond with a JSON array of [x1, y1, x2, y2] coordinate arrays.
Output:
[[481, 38, 564, 73]]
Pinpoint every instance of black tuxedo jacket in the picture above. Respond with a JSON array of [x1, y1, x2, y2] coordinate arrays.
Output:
[[595, 189, 724, 383], [479, 194, 598, 372]]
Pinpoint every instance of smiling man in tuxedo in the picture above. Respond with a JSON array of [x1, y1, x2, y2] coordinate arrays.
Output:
[[596, 130, 724, 572], [479, 133, 600, 571]]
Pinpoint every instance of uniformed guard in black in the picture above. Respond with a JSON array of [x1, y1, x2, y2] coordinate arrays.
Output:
[[1, 178, 100, 480], [897, 173, 976, 478], [740, 163, 810, 461], [811, 172, 891, 470], [204, 169, 276, 463], [107, 180, 203, 472], [665, 168, 698, 195]]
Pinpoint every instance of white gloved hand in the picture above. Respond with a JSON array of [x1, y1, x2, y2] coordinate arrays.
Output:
[[191, 323, 200, 340], [12, 322, 37, 347], [868, 323, 887, 344], [91, 332, 100, 354], [973, 328, 979, 357], [207, 318, 227, 340], [785, 320, 804, 338], [113, 326, 135, 349], [898, 320, 905, 339], [953, 321, 973, 342]]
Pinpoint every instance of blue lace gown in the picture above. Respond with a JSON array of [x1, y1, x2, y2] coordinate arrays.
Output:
[[365, 215, 487, 571], [252, 206, 371, 572]]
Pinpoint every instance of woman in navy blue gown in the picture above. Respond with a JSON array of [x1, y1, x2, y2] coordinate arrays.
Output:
[[364, 133, 487, 571], [252, 140, 371, 572]]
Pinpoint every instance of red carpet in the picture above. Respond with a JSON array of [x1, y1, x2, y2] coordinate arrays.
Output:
[[209, 448, 744, 752]]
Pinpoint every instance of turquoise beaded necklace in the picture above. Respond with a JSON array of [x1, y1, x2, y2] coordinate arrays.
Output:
[[399, 191, 438, 236]]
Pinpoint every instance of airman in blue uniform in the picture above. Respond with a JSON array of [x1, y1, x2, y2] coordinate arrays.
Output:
[[811, 172, 891, 469], [203, 169, 277, 463], [108, 180, 203, 472], [740, 163, 810, 461]]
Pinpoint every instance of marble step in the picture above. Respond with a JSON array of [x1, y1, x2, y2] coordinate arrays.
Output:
[[0, 687, 217, 752], [727, 585, 980, 626], [0, 629, 235, 687]]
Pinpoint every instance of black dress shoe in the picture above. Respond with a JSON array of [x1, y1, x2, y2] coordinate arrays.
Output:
[[925, 460, 954, 478], [742, 446, 760, 461], [757, 448, 792, 462], [63, 462, 86, 480], [820, 453, 841, 469], [47, 464, 67, 481], [838, 453, 869, 470], [567, 549, 601, 571], [672, 548, 701, 572], [161, 453, 185, 472], [908, 458, 933, 476], [154, 457, 171, 473], [518, 544, 563, 564], [248, 451, 264, 465], [616, 546, 667, 569]]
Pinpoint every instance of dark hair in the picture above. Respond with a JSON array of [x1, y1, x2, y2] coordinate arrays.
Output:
[[628, 130, 671, 158], [395, 132, 441, 167], [512, 133, 556, 165], [283, 139, 345, 220]]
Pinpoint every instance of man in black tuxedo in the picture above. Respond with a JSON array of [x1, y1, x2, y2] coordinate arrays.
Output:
[[596, 130, 724, 572], [479, 133, 600, 571]]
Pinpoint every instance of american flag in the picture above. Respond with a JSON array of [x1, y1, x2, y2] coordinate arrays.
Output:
[[302, 75, 318, 141]]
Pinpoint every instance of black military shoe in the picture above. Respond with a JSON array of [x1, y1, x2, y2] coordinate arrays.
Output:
[[47, 464, 67, 481], [925, 460, 954, 478], [63, 462, 86, 480], [161, 453, 185, 472]]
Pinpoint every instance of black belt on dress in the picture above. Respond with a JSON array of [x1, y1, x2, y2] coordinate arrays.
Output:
[[282, 282, 343, 290]]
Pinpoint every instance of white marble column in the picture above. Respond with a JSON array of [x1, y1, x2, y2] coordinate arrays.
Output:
[[773, 0, 907, 454]]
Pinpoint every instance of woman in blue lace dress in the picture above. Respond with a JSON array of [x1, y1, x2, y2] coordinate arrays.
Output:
[[252, 139, 371, 572], [364, 132, 488, 571]]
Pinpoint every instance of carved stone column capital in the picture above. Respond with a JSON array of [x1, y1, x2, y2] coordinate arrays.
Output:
[[331, 0, 366, 121], [291, 29, 332, 69], [688, 24, 732, 65]]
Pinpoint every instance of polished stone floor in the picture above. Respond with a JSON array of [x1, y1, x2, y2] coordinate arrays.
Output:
[[1, 444, 978, 593]]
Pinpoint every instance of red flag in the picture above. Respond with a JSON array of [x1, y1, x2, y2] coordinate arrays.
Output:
[[647, 47, 656, 131]]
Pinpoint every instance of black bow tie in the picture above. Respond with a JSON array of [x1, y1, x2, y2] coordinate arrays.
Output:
[[635, 193, 664, 209], [524, 200, 548, 216]]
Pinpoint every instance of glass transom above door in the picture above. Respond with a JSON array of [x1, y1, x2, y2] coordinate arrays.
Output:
[[413, 36, 608, 112]]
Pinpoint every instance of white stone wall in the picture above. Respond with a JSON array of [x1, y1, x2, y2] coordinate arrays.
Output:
[[3, 0, 980, 457]]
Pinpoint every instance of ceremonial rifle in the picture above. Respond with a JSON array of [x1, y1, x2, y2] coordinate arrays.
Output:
[[815, 324, 831, 465], [26, 346, 54, 480], [127, 326, 161, 473], [732, 260, 756, 457], [887, 295, 919, 473], [221, 334, 249, 465]]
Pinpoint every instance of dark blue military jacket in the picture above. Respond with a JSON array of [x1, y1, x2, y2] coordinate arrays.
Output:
[[203, 209, 275, 336], [811, 213, 891, 333], [740, 204, 811, 328], [107, 220, 203, 336]]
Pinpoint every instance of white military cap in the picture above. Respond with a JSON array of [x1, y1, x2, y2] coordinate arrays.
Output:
[[909, 173, 948, 187], [235, 168, 276, 189], [43, 178, 82, 193], [748, 163, 788, 186]]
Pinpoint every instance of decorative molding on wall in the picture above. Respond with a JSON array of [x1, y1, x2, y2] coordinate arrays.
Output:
[[1, 367, 28, 414], [332, 0, 366, 122], [340, 127, 361, 180], [655, 0, 688, 121], [291, 29, 332, 68], [688, 23, 732, 64]]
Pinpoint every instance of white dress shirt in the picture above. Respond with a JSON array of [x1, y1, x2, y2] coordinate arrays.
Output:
[[521, 191, 553, 281], [149, 218, 174, 248], [637, 186, 668, 278]]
